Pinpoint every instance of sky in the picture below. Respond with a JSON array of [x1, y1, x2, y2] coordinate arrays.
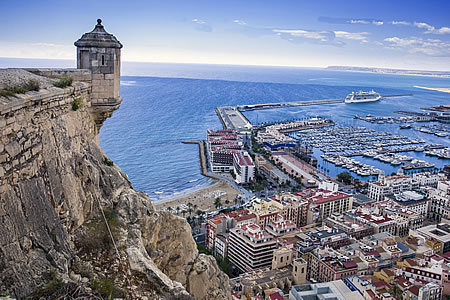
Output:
[[1, 0, 450, 70]]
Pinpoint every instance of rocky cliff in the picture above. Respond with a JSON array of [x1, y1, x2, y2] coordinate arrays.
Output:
[[0, 69, 231, 299]]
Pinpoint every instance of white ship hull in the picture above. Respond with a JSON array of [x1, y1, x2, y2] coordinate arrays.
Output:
[[345, 96, 382, 103]]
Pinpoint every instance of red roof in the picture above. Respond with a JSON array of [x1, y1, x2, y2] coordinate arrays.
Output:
[[365, 251, 381, 257], [373, 281, 391, 289], [409, 286, 420, 296], [343, 261, 357, 269], [395, 276, 412, 289], [309, 190, 350, 204], [269, 292, 284, 300]]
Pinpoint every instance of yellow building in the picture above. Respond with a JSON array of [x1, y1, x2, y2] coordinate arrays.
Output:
[[373, 268, 396, 284]]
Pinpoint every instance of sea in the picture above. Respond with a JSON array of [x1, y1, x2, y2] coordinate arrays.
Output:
[[1, 58, 450, 201]]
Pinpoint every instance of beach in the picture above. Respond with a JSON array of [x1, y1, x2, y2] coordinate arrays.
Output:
[[153, 178, 240, 214], [414, 86, 450, 93]]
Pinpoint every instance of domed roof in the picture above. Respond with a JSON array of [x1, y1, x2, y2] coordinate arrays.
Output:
[[74, 19, 122, 49]]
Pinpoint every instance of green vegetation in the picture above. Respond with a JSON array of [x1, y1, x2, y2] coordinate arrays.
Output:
[[77, 208, 121, 254], [103, 157, 114, 166], [91, 277, 117, 300], [0, 80, 40, 97], [215, 256, 232, 277], [214, 197, 222, 209], [197, 243, 211, 255], [337, 171, 353, 185], [72, 96, 83, 111], [54, 76, 73, 88]]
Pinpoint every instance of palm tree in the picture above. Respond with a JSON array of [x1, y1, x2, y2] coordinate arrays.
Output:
[[167, 206, 172, 213], [176, 206, 180, 215], [193, 204, 198, 213], [181, 210, 187, 218], [214, 197, 222, 210]]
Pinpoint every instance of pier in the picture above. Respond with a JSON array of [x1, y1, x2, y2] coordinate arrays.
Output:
[[216, 94, 412, 130]]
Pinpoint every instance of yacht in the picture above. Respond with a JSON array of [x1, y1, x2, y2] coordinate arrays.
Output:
[[345, 90, 382, 103]]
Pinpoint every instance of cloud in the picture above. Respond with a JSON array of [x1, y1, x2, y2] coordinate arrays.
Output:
[[191, 18, 212, 32], [384, 36, 450, 56], [435, 27, 450, 34], [273, 29, 345, 46], [350, 19, 370, 25], [413, 22, 450, 35], [414, 22, 435, 32], [320, 16, 450, 35], [334, 31, 369, 41], [391, 21, 411, 26], [233, 19, 247, 25]]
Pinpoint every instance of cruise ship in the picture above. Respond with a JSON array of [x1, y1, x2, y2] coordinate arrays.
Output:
[[345, 90, 381, 103]]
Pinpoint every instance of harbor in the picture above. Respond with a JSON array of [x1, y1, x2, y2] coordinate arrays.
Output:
[[216, 94, 412, 131]]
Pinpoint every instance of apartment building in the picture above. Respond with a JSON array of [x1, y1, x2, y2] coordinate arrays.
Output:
[[205, 209, 256, 251], [307, 247, 358, 282], [273, 192, 311, 228], [228, 223, 278, 272], [249, 198, 285, 229], [265, 216, 297, 238], [254, 155, 290, 184], [325, 213, 375, 239], [308, 189, 353, 220], [206, 129, 242, 172], [233, 151, 255, 184]]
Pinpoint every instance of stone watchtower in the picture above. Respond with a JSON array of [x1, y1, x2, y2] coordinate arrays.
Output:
[[74, 19, 123, 133]]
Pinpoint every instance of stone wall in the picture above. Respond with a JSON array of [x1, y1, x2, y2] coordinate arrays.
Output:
[[0, 82, 91, 189], [26, 68, 92, 83]]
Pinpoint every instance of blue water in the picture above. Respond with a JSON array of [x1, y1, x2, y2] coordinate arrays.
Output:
[[2, 58, 448, 200], [94, 63, 450, 200]]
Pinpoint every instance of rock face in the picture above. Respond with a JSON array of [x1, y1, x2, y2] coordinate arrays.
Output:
[[0, 71, 231, 299]]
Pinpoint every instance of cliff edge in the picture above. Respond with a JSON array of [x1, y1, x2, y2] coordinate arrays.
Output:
[[0, 69, 231, 299]]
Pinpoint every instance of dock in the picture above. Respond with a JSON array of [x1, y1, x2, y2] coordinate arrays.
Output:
[[216, 94, 412, 130]]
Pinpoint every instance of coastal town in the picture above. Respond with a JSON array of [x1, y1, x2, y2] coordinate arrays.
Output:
[[1, 3, 450, 299], [160, 100, 450, 300]]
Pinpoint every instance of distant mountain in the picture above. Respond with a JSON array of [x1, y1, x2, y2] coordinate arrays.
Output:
[[327, 66, 450, 78]]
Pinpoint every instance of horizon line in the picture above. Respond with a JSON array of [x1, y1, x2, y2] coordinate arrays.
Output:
[[1, 56, 450, 73]]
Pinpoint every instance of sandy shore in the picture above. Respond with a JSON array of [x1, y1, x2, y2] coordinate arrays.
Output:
[[153, 178, 240, 214], [414, 86, 450, 93]]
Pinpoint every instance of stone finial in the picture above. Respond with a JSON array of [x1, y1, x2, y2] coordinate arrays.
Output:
[[74, 19, 122, 49]]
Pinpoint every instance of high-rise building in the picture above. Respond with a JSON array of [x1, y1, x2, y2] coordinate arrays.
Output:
[[228, 223, 277, 272]]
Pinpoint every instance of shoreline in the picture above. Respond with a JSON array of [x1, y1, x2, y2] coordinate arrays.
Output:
[[153, 140, 241, 213], [153, 179, 240, 212], [414, 86, 450, 94]]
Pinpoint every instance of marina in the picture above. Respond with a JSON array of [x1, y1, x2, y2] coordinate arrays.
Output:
[[289, 125, 446, 177]]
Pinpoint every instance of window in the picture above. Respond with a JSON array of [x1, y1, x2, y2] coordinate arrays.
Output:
[[302, 267, 305, 273], [101, 55, 105, 66]]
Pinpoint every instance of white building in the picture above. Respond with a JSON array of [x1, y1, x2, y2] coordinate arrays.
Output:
[[233, 151, 255, 184], [368, 175, 417, 202], [428, 181, 450, 221], [413, 172, 439, 188], [388, 191, 429, 217]]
